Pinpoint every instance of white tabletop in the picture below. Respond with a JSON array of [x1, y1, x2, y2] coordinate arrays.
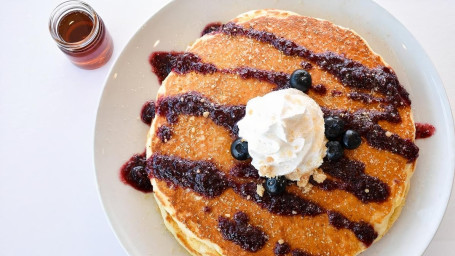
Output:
[[0, 0, 453, 255]]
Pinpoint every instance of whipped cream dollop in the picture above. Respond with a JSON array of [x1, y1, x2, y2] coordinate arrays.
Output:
[[237, 88, 327, 186]]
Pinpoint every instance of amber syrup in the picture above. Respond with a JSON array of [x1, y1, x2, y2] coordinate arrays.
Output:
[[58, 11, 93, 43]]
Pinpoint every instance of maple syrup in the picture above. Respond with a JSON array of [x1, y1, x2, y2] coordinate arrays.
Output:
[[58, 11, 93, 43], [49, 1, 113, 69]]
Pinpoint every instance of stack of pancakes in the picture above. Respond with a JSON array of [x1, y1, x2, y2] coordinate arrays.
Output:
[[146, 9, 417, 256]]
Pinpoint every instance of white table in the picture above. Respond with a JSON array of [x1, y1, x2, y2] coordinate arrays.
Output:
[[0, 0, 453, 255]]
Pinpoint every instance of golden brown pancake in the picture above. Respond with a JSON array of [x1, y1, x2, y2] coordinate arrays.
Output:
[[146, 9, 417, 256]]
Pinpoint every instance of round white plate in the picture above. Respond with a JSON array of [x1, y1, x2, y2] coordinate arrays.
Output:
[[94, 0, 455, 255]]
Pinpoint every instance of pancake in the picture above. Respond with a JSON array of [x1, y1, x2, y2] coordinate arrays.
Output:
[[145, 9, 418, 256]]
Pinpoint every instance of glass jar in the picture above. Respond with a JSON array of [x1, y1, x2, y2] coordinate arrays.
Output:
[[49, 1, 113, 69]]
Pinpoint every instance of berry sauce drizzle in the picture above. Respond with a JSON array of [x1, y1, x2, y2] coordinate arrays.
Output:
[[153, 92, 408, 200], [415, 123, 436, 139], [300, 61, 313, 70], [203, 206, 211, 213], [120, 152, 153, 193], [291, 250, 312, 256], [149, 51, 181, 84], [327, 211, 377, 246], [322, 107, 419, 161], [230, 162, 260, 179], [201, 22, 223, 36], [218, 211, 269, 252], [347, 91, 386, 104], [219, 22, 410, 107], [149, 51, 291, 90], [274, 242, 291, 255], [146, 153, 378, 246], [331, 90, 343, 97], [274, 242, 313, 256], [311, 157, 390, 203], [156, 91, 245, 135], [154, 88, 417, 161], [157, 125, 173, 142], [140, 100, 155, 125], [237, 183, 377, 245], [147, 154, 228, 198], [234, 182, 324, 216], [311, 84, 327, 95]]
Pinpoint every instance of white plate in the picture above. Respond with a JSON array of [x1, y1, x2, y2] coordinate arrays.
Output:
[[94, 0, 455, 255]]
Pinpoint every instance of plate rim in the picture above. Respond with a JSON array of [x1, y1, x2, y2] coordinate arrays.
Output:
[[93, 1, 180, 254]]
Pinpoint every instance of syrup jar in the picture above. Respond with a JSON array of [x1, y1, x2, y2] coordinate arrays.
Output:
[[49, 1, 113, 69]]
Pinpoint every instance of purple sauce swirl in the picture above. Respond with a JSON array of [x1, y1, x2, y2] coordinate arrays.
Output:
[[218, 211, 269, 252], [156, 91, 245, 135]]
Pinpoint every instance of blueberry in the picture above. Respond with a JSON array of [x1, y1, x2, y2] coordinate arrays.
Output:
[[265, 176, 287, 195], [231, 138, 250, 160], [342, 130, 362, 149], [324, 116, 345, 140], [290, 69, 312, 92], [326, 141, 344, 161]]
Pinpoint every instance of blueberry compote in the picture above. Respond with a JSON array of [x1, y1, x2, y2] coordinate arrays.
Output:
[[327, 211, 377, 246], [149, 51, 333, 94], [229, 162, 260, 179], [218, 211, 268, 252], [157, 125, 173, 142], [415, 123, 436, 139], [311, 84, 327, 95], [311, 157, 390, 203], [156, 92, 245, 135], [322, 107, 419, 161], [120, 152, 153, 192], [291, 249, 312, 256], [234, 182, 324, 217], [147, 154, 228, 198], [140, 100, 155, 125], [201, 22, 223, 36], [148, 152, 378, 246], [219, 22, 411, 106], [149, 51, 290, 89], [273, 241, 314, 256], [274, 242, 291, 255]]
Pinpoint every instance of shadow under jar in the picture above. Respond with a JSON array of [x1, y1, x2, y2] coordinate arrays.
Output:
[[49, 1, 113, 69]]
